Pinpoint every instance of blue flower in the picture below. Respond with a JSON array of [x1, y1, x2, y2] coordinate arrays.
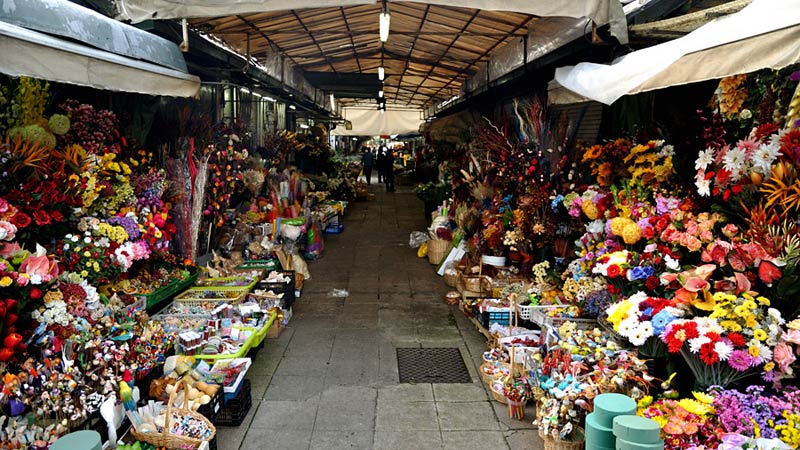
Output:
[[629, 266, 654, 281], [551, 194, 564, 212], [651, 309, 676, 335]]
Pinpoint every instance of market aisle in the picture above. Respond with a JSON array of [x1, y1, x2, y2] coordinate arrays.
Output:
[[218, 186, 542, 450]]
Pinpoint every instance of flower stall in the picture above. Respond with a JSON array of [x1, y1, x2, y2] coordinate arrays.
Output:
[[0, 74, 358, 449], [418, 65, 800, 449]]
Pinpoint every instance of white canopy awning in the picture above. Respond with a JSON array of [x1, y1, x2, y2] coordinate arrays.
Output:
[[331, 108, 423, 136], [0, 20, 200, 97], [552, 0, 800, 105], [116, 0, 628, 43]]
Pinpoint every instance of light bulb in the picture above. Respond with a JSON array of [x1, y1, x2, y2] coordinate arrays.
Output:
[[378, 66, 385, 81]]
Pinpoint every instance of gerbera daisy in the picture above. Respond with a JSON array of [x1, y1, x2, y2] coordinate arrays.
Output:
[[695, 148, 715, 170], [727, 349, 753, 371], [751, 142, 781, 174], [722, 147, 747, 180]]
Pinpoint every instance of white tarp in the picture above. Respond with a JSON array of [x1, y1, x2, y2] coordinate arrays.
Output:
[[0, 21, 201, 97], [553, 0, 800, 105], [331, 108, 423, 136], [116, 0, 628, 43]]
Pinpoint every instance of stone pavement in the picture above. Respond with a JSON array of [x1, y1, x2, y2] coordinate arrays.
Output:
[[217, 186, 544, 450]]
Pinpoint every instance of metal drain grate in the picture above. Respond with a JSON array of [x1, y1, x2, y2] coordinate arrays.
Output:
[[396, 347, 472, 383]]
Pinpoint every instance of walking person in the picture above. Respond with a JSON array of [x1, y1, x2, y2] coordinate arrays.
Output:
[[376, 147, 386, 183], [361, 147, 375, 185], [381, 146, 395, 192]]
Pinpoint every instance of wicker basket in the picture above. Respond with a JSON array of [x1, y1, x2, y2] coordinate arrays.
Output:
[[130, 380, 216, 449], [427, 239, 451, 265], [461, 274, 489, 293], [444, 291, 460, 305], [539, 427, 585, 450], [443, 271, 459, 287]]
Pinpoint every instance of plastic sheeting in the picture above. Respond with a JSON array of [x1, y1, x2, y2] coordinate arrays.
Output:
[[0, 21, 201, 97], [115, 0, 628, 43], [553, 0, 800, 105], [330, 108, 423, 136]]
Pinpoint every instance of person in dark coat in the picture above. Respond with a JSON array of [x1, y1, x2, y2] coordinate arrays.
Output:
[[381, 146, 395, 192], [376, 147, 386, 183], [361, 147, 375, 184]]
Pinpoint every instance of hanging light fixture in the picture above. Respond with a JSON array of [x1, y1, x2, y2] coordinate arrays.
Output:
[[378, 66, 385, 81], [379, 0, 391, 42], [329, 93, 336, 111], [378, 89, 384, 98]]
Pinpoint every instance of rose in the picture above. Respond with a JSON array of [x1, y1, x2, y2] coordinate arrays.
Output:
[[50, 210, 65, 222], [0, 221, 17, 241], [607, 265, 622, 279], [773, 342, 796, 372], [33, 210, 51, 226], [10, 212, 31, 228]]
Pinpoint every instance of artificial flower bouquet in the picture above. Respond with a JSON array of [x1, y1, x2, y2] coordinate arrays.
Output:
[[606, 291, 685, 355]]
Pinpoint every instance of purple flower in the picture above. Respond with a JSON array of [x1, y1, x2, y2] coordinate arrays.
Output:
[[728, 349, 754, 371]]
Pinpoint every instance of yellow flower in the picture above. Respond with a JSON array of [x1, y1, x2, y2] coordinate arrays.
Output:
[[649, 415, 668, 429], [154, 230, 163, 239], [749, 345, 760, 357], [80, 270, 89, 278], [720, 320, 742, 332], [581, 201, 599, 220], [0, 276, 11, 287], [753, 329, 768, 341], [743, 300, 757, 310], [788, 319, 800, 331], [764, 361, 775, 372], [692, 392, 715, 404], [678, 398, 714, 416], [745, 315, 758, 328], [637, 395, 653, 409], [756, 296, 770, 306], [93, 262, 100, 271], [734, 305, 749, 317]]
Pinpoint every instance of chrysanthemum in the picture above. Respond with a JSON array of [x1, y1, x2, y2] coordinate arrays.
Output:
[[695, 148, 715, 170], [751, 143, 781, 174], [695, 178, 711, 197], [714, 341, 733, 361], [689, 336, 711, 354], [722, 147, 747, 180]]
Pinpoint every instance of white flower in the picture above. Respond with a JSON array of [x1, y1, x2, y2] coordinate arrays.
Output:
[[752, 143, 780, 174], [638, 322, 655, 340], [739, 109, 752, 120], [659, 145, 675, 158], [695, 178, 711, 197], [63, 244, 70, 251], [714, 341, 733, 361], [71, 235, 79, 242], [695, 148, 715, 170], [722, 147, 747, 180], [618, 319, 637, 338], [585, 220, 605, 234], [664, 254, 680, 271], [30, 274, 42, 285], [629, 330, 647, 347], [84, 237, 91, 244], [689, 336, 711, 354]]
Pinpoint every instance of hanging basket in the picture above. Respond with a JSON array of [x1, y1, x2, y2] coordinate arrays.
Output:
[[130, 379, 216, 450], [427, 239, 451, 265]]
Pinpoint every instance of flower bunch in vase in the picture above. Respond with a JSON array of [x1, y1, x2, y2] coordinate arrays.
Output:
[[606, 291, 684, 355]]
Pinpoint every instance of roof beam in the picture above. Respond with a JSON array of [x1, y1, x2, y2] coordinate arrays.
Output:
[[394, 4, 429, 104], [425, 15, 533, 107], [407, 8, 480, 105], [290, 9, 337, 73], [340, 6, 363, 73]]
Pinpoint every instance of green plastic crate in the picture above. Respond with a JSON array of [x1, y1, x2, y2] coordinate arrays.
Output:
[[143, 271, 199, 310]]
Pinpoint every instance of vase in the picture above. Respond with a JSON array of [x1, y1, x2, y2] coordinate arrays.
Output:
[[508, 250, 522, 263], [481, 254, 507, 267]]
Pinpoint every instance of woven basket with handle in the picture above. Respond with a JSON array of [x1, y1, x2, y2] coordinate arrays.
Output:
[[427, 239, 451, 265], [130, 379, 216, 450]]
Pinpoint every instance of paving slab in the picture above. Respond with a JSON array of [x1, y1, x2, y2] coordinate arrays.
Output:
[[376, 401, 439, 431], [314, 400, 376, 431], [250, 399, 320, 430], [309, 431, 374, 450], [374, 431, 443, 450], [442, 430, 510, 450], [437, 401, 502, 431]]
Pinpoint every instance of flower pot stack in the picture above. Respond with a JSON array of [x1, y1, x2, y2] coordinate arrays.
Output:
[[612, 415, 663, 450], [585, 394, 636, 450]]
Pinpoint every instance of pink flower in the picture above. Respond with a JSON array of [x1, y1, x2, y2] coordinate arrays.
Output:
[[19, 254, 59, 283], [758, 261, 782, 286], [782, 329, 800, 345], [0, 198, 8, 214], [0, 221, 16, 241], [773, 342, 796, 372], [722, 224, 739, 238], [0, 242, 22, 259]]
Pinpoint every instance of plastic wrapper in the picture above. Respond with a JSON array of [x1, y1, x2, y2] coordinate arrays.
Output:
[[304, 222, 324, 259], [409, 231, 429, 248]]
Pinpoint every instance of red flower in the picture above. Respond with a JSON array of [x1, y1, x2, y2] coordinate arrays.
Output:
[[728, 332, 746, 347], [33, 210, 51, 226], [758, 260, 782, 286], [645, 276, 659, 291], [607, 284, 620, 295], [607, 265, 622, 279], [50, 210, 65, 222], [29, 288, 42, 300], [643, 226, 655, 240], [699, 342, 719, 365], [10, 212, 31, 228]]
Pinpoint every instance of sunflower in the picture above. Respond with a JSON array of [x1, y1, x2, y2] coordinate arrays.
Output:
[[582, 145, 602, 162]]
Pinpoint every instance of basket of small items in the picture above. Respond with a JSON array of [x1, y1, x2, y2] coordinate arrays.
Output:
[[129, 379, 216, 449]]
